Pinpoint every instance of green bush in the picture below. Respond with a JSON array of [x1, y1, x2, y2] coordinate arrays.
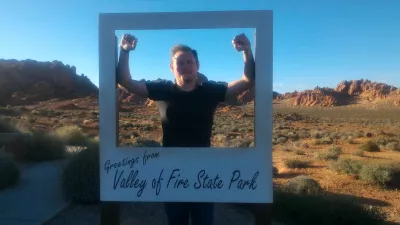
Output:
[[273, 166, 278, 177], [330, 159, 363, 176], [0, 117, 20, 133], [24, 133, 67, 162], [359, 141, 380, 152], [55, 125, 88, 146], [386, 142, 400, 151], [353, 148, 365, 157], [0, 150, 20, 189], [348, 139, 357, 144], [284, 159, 310, 169], [131, 138, 161, 147], [316, 145, 343, 161], [62, 140, 100, 204], [373, 136, 396, 146], [359, 164, 395, 187], [3, 132, 66, 162], [283, 175, 323, 195], [314, 137, 333, 145]]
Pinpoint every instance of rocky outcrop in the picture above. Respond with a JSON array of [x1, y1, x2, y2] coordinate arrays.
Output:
[[2, 59, 397, 108], [278, 79, 399, 107], [335, 79, 397, 96], [293, 87, 350, 107], [0, 59, 98, 106]]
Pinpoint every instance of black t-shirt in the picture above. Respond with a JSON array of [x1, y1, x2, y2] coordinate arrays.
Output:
[[145, 80, 228, 147]]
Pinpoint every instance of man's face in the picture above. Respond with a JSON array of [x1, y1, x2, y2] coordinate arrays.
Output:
[[170, 51, 199, 85]]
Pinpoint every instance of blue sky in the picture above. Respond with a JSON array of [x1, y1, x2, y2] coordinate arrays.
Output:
[[0, 0, 399, 94]]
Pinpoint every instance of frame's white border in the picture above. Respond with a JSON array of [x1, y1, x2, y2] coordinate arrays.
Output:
[[99, 10, 273, 203]]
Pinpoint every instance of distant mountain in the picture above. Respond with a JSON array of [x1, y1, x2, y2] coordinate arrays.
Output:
[[275, 79, 400, 107], [1, 59, 398, 107], [0, 59, 98, 106]]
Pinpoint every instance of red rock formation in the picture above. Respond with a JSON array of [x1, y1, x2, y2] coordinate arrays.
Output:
[[335, 79, 397, 98], [282, 79, 399, 107], [293, 87, 349, 107], [0, 59, 98, 106]]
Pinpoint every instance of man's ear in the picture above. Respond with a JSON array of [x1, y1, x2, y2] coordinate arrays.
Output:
[[196, 61, 200, 71], [170, 63, 173, 72]]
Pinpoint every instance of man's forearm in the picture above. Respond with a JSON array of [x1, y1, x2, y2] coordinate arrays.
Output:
[[243, 49, 255, 82], [116, 50, 132, 85]]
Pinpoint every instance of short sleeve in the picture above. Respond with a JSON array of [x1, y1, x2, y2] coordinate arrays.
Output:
[[202, 81, 228, 103], [145, 80, 174, 101]]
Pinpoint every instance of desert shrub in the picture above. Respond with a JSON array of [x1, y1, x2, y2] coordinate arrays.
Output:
[[273, 166, 278, 177], [330, 159, 363, 176], [284, 159, 310, 169], [227, 138, 253, 148], [340, 135, 350, 141], [373, 136, 396, 146], [351, 131, 364, 138], [0, 149, 20, 189], [358, 141, 380, 152], [311, 131, 324, 139], [62, 140, 100, 204], [283, 175, 322, 195], [287, 132, 300, 141], [23, 132, 67, 162], [120, 122, 134, 129], [294, 149, 305, 155], [54, 125, 88, 146], [386, 142, 400, 151], [387, 165, 400, 189], [277, 137, 288, 144], [329, 145, 343, 154], [3, 132, 66, 162], [0, 117, 19, 133], [314, 137, 333, 145], [348, 139, 357, 144], [359, 164, 395, 187], [272, 189, 386, 225], [249, 141, 254, 147], [131, 138, 161, 147], [353, 148, 365, 157], [298, 131, 310, 139], [329, 132, 341, 140], [316, 146, 342, 161]]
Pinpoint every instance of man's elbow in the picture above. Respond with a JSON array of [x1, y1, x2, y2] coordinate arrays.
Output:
[[241, 75, 254, 87]]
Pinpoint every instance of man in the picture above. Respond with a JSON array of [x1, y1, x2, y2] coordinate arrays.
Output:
[[117, 33, 255, 225], [174, 49, 208, 84]]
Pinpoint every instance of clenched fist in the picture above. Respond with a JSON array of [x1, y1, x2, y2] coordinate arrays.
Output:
[[232, 33, 251, 52], [120, 34, 138, 51]]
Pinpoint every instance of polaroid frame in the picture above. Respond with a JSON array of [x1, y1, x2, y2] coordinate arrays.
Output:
[[98, 10, 273, 203]]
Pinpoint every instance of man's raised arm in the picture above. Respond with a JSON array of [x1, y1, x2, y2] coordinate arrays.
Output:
[[117, 34, 149, 98], [225, 33, 255, 100]]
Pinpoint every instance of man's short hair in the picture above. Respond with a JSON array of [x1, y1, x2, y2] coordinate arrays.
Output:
[[170, 44, 198, 62]]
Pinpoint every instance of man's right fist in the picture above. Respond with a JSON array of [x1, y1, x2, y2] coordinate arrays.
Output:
[[120, 34, 138, 51]]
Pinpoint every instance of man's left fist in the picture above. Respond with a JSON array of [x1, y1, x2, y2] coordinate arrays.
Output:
[[232, 33, 251, 52]]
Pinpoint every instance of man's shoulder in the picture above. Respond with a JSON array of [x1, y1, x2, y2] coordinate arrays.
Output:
[[201, 81, 228, 90], [146, 79, 174, 86], [145, 79, 175, 101]]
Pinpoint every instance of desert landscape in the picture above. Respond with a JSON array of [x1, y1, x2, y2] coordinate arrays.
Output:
[[0, 58, 399, 225]]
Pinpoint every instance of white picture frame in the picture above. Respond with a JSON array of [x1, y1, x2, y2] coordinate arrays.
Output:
[[99, 10, 273, 203]]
